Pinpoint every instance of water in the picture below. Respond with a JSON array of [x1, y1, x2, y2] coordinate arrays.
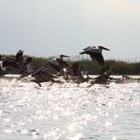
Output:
[[0, 77, 140, 140]]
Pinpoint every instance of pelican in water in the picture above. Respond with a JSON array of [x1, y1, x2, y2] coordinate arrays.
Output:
[[20, 57, 33, 74], [48, 54, 69, 76], [31, 66, 62, 87], [88, 66, 113, 87], [80, 46, 110, 65], [65, 62, 91, 83], [18, 57, 33, 80]]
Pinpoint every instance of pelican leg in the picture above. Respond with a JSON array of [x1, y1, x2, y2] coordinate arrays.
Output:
[[38, 83, 42, 87], [87, 81, 95, 88]]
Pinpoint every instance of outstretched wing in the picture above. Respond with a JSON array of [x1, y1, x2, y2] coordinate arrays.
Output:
[[80, 47, 97, 54]]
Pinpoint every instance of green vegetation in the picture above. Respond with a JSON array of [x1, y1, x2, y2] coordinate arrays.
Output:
[[1, 54, 140, 75], [32, 57, 140, 75]]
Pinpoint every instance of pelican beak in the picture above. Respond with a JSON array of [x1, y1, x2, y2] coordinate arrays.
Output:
[[99, 46, 110, 51], [104, 47, 110, 51], [63, 55, 69, 57], [60, 55, 69, 57]]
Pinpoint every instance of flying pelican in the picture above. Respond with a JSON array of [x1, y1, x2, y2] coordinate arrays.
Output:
[[31, 66, 62, 87], [80, 46, 110, 65], [0, 50, 24, 72], [48, 54, 69, 75]]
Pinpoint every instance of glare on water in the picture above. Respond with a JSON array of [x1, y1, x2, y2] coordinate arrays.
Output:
[[0, 77, 140, 140]]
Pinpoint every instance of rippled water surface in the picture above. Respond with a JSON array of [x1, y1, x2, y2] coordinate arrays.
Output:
[[0, 77, 140, 140]]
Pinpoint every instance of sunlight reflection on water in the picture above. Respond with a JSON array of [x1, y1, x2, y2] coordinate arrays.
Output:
[[0, 78, 140, 140]]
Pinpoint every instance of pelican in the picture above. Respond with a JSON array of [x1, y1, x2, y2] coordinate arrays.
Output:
[[80, 46, 110, 65], [56, 55, 69, 68], [48, 54, 69, 76], [88, 66, 113, 87], [2, 56, 19, 72], [24, 57, 33, 73], [18, 57, 33, 80], [65, 62, 91, 83], [0, 55, 6, 71], [0, 55, 7, 76], [0, 50, 24, 72], [64, 62, 82, 81], [15, 49, 24, 64], [31, 67, 62, 87]]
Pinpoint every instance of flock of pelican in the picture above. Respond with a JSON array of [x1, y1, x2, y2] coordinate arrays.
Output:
[[0, 46, 139, 87]]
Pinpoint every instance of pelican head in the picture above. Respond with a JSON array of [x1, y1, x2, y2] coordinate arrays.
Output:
[[98, 46, 110, 51], [18, 49, 24, 54], [60, 55, 69, 59]]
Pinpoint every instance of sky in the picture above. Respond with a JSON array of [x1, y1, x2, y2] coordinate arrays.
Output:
[[0, 0, 140, 61]]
